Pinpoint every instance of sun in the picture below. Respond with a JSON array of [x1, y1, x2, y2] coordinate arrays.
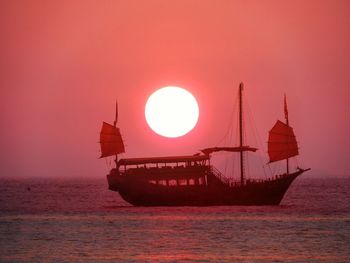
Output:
[[145, 86, 199, 138]]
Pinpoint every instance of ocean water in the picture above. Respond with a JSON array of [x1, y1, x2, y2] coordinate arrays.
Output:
[[0, 177, 349, 262]]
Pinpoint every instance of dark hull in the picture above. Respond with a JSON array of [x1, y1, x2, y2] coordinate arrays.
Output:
[[107, 169, 307, 206]]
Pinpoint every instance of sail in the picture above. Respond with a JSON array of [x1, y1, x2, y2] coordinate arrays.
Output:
[[268, 120, 298, 162], [201, 146, 257, 155], [100, 122, 125, 158]]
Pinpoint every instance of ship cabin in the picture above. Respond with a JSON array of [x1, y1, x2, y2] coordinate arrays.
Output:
[[117, 155, 211, 187]]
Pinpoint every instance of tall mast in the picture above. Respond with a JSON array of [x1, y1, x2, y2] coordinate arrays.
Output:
[[284, 94, 289, 175], [239, 83, 244, 185], [114, 100, 118, 166]]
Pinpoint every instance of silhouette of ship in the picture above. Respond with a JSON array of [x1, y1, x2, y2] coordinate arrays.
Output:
[[99, 83, 310, 206]]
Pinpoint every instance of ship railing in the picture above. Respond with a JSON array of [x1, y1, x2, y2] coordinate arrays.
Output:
[[120, 164, 208, 176], [210, 166, 241, 187], [210, 167, 297, 187]]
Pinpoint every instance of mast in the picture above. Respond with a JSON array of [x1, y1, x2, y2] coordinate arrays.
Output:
[[114, 100, 118, 166], [239, 83, 244, 185], [284, 94, 289, 175]]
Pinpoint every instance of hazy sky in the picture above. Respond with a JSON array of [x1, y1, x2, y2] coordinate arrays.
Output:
[[1, 0, 349, 178]]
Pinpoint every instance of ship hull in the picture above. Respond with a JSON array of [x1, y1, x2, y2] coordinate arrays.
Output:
[[107, 169, 306, 206]]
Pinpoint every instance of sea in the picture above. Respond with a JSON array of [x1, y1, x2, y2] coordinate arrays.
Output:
[[0, 177, 349, 263]]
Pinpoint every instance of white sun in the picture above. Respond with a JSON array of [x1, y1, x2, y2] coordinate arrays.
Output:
[[145, 86, 199, 138]]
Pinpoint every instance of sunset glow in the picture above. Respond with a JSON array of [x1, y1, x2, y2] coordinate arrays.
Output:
[[1, 1, 349, 263], [145, 87, 199, 138]]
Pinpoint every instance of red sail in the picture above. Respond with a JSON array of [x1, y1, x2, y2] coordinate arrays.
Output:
[[268, 120, 298, 162], [100, 122, 125, 158]]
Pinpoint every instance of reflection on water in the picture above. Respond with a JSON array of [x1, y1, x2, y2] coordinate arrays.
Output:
[[0, 177, 349, 262]]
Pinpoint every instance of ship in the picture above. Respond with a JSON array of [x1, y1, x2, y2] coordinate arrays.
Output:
[[99, 83, 310, 206]]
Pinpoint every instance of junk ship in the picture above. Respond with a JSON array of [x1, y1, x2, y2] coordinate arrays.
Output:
[[99, 83, 310, 206]]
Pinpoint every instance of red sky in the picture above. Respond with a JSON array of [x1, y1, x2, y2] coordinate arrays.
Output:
[[1, 0, 349, 178]]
